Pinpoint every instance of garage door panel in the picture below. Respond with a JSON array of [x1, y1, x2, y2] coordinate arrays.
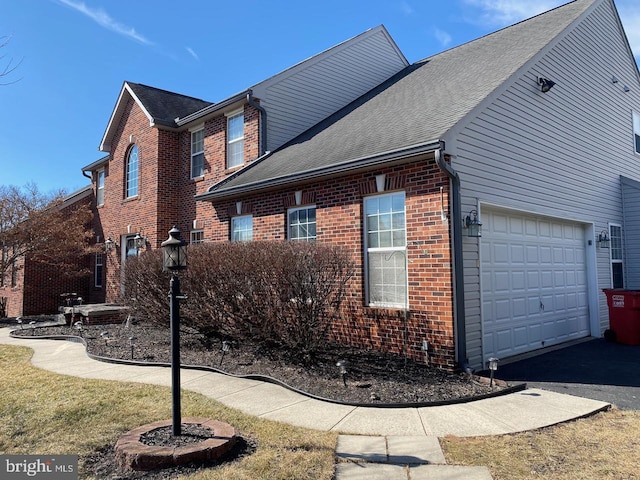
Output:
[[482, 209, 590, 362]]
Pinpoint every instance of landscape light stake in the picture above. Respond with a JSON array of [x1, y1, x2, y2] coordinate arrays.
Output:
[[488, 357, 499, 387], [336, 360, 349, 387], [129, 336, 136, 359], [161, 226, 188, 437], [220, 340, 231, 367]]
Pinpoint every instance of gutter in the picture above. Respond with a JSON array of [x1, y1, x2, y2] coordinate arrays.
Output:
[[435, 147, 468, 371], [175, 91, 248, 127], [246, 89, 267, 156], [196, 140, 442, 202]]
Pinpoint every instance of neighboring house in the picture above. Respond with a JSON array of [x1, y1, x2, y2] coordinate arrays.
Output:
[[0, 185, 95, 317], [9, 0, 640, 371]]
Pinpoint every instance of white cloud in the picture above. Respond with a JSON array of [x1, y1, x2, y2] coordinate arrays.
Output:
[[434, 28, 452, 47], [400, 1, 414, 15], [186, 47, 199, 61], [618, 3, 640, 62], [461, 0, 563, 27], [56, 0, 154, 45]]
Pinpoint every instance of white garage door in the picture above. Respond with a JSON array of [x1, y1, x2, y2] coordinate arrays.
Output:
[[481, 209, 590, 362]]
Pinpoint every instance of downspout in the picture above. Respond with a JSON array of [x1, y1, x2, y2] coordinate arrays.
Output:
[[82, 170, 92, 180], [247, 89, 267, 156], [435, 147, 469, 371]]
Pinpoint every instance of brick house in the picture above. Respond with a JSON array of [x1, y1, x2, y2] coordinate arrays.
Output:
[[9, 0, 640, 371]]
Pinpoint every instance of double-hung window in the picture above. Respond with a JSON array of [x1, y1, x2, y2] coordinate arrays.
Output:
[[633, 111, 640, 155], [227, 112, 244, 169], [96, 169, 105, 206], [610, 224, 624, 288], [288, 206, 316, 241], [191, 128, 205, 178], [364, 192, 407, 308], [190, 229, 204, 244], [125, 145, 139, 198], [231, 215, 252, 242], [95, 253, 104, 288]]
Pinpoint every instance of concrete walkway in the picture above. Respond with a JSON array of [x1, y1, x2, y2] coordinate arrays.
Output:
[[0, 328, 611, 479]]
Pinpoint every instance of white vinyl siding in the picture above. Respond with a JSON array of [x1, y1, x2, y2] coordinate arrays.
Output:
[[227, 112, 244, 169], [252, 27, 408, 152], [191, 128, 205, 178], [446, 1, 640, 368], [231, 215, 252, 242], [621, 176, 640, 289], [364, 192, 407, 308]]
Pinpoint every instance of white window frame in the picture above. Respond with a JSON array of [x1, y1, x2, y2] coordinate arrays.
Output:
[[125, 145, 139, 198], [190, 229, 204, 244], [226, 110, 244, 169], [231, 215, 253, 242], [363, 191, 408, 308], [96, 168, 105, 206], [190, 126, 205, 179], [288, 205, 317, 241], [633, 111, 640, 155], [95, 253, 104, 288], [610, 223, 624, 288]]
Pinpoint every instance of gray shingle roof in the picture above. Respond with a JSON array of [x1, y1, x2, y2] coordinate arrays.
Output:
[[201, 0, 597, 199], [127, 82, 213, 127]]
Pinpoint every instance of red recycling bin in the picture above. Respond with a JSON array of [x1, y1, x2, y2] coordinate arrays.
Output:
[[603, 289, 640, 345]]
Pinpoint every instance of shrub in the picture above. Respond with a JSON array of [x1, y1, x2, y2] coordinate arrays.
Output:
[[121, 241, 354, 356]]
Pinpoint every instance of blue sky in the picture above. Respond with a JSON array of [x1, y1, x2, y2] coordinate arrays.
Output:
[[1, 0, 639, 194]]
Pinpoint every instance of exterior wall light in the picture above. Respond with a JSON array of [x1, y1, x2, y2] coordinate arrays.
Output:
[[104, 237, 117, 252], [537, 77, 556, 93], [487, 357, 499, 387], [597, 230, 610, 249], [134, 232, 147, 250], [465, 210, 482, 237]]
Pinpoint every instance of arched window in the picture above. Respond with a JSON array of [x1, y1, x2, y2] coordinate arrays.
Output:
[[125, 145, 139, 198]]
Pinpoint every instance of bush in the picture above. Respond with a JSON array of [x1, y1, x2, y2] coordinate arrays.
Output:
[[121, 241, 354, 356]]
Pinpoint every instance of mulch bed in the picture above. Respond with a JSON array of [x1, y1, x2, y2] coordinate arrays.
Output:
[[21, 320, 505, 405]]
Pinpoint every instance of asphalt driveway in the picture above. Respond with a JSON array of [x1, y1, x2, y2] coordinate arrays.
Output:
[[490, 338, 640, 410]]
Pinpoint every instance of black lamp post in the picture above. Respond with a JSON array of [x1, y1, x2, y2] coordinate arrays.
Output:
[[161, 226, 187, 436]]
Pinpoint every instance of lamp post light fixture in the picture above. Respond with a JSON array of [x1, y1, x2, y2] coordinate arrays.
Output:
[[465, 210, 482, 237], [161, 226, 188, 436], [487, 357, 499, 387], [336, 360, 349, 387], [597, 230, 610, 249]]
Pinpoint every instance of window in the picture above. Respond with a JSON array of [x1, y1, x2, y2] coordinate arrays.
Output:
[[227, 112, 244, 169], [125, 145, 139, 198], [95, 253, 104, 288], [191, 128, 205, 178], [633, 112, 640, 155], [231, 215, 252, 242], [288, 206, 316, 241], [124, 235, 139, 259], [190, 229, 204, 244], [610, 224, 624, 288], [364, 192, 407, 308], [96, 169, 105, 206]]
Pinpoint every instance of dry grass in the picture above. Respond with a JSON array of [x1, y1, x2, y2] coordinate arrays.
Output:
[[0, 345, 336, 479], [441, 408, 640, 479]]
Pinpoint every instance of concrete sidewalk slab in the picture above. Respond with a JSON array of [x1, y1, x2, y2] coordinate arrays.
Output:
[[335, 463, 408, 480], [214, 381, 309, 416], [332, 406, 428, 436], [387, 436, 446, 465], [260, 398, 356, 430], [410, 465, 494, 479]]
